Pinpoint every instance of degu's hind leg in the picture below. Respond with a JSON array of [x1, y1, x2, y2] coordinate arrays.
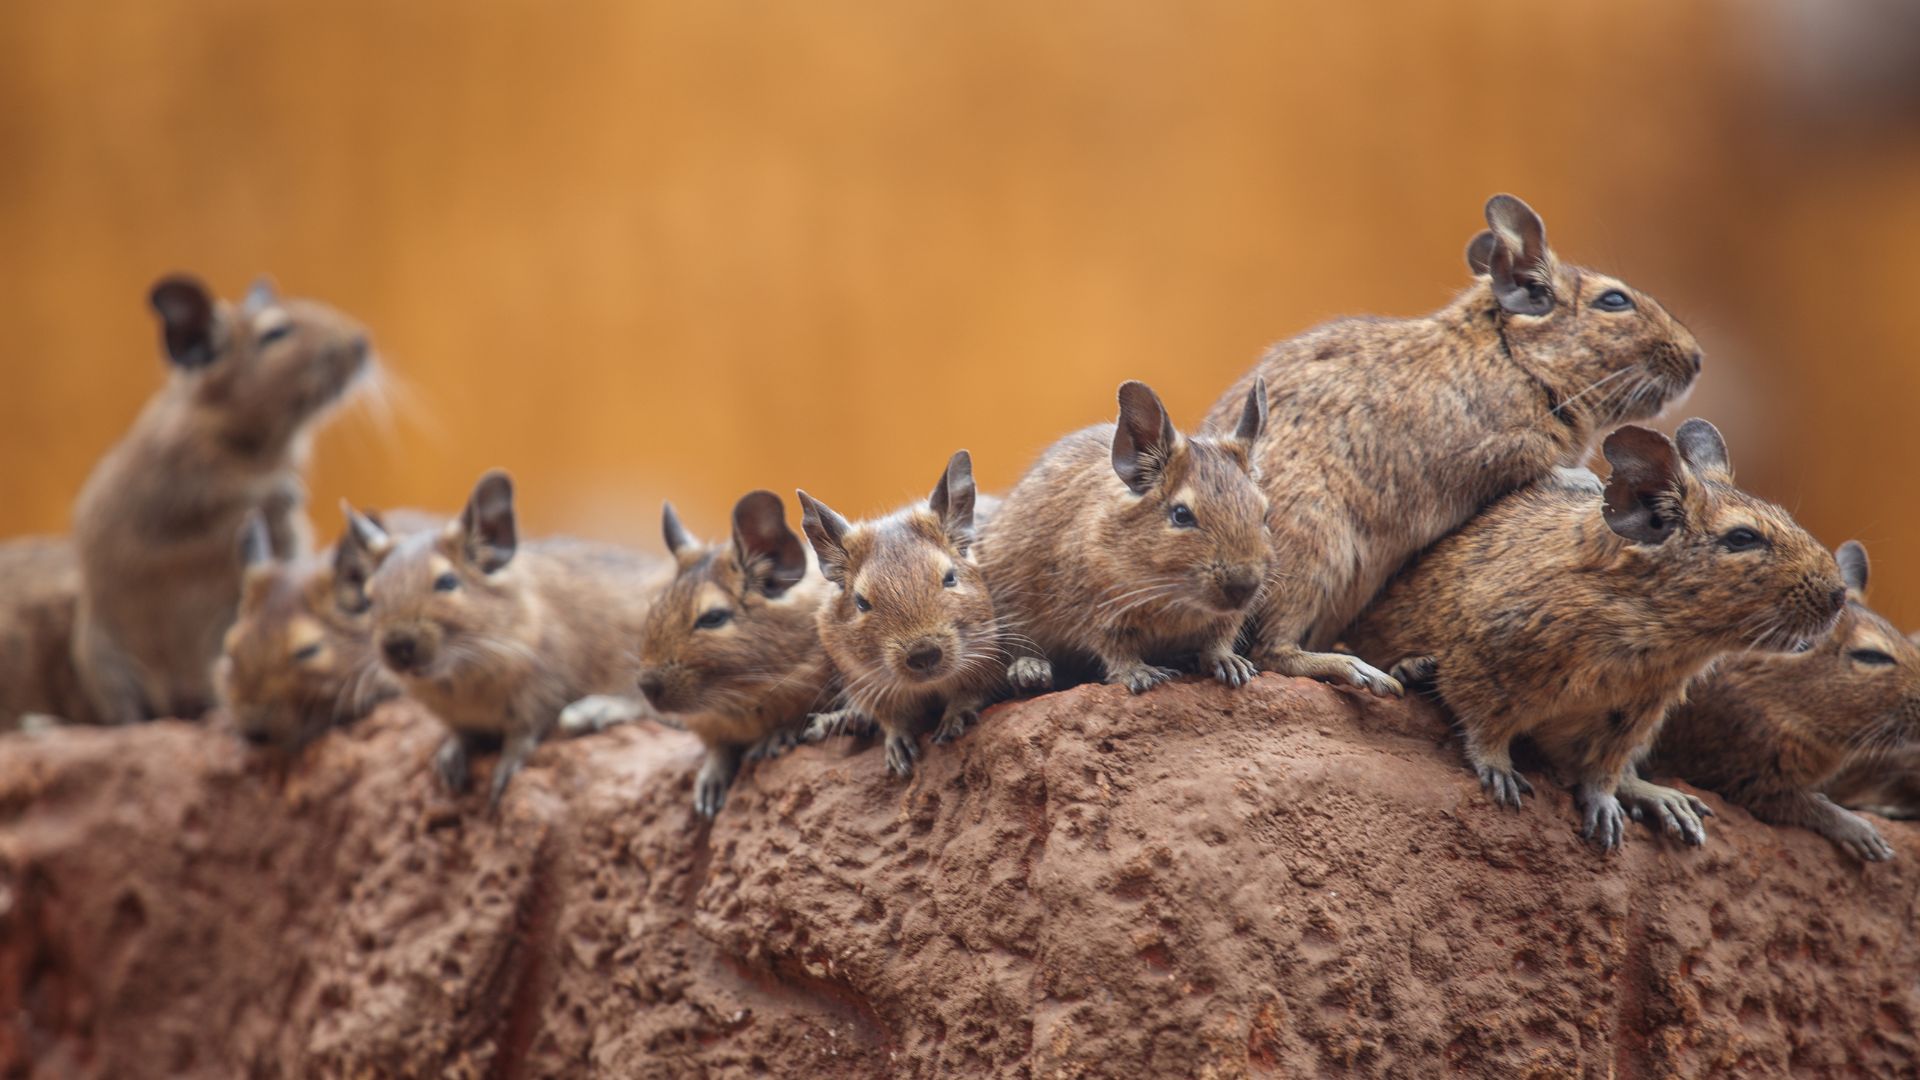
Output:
[[1243, 583, 1401, 698]]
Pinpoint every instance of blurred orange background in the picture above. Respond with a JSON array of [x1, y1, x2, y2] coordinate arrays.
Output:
[[4, 2, 1918, 623]]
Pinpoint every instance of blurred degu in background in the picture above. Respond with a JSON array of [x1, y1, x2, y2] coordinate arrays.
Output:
[[3, 0, 1918, 623]]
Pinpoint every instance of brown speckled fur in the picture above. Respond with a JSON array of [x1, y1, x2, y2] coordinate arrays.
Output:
[[978, 381, 1273, 696], [1205, 195, 1701, 696], [800, 451, 1008, 779], [1653, 542, 1920, 860], [1345, 420, 1845, 852], [636, 492, 833, 818], [1828, 738, 1920, 821], [71, 276, 371, 724], [0, 537, 91, 726], [353, 471, 669, 809], [214, 509, 437, 756]]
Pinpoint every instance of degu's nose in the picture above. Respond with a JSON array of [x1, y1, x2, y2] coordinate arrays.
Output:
[[381, 631, 418, 670], [905, 641, 945, 674], [1220, 569, 1262, 610], [637, 671, 667, 705]]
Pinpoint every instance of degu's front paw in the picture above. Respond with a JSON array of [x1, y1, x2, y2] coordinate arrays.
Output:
[[1273, 650, 1404, 698], [884, 731, 919, 778], [1388, 655, 1439, 690], [1580, 791, 1628, 852], [1110, 661, 1180, 695], [557, 694, 645, 736], [1476, 763, 1533, 809], [933, 703, 977, 745], [694, 772, 729, 819], [1007, 656, 1054, 693], [693, 754, 739, 820], [1622, 784, 1712, 847], [1550, 465, 1606, 495], [804, 708, 874, 743], [1338, 655, 1403, 698], [433, 736, 472, 795], [1207, 651, 1259, 689], [1830, 809, 1895, 862]]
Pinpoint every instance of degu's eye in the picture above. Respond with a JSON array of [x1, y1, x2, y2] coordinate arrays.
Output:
[[257, 323, 294, 346], [1850, 649, 1897, 666], [854, 593, 872, 613], [433, 572, 460, 592], [694, 608, 733, 630], [1720, 527, 1766, 552], [291, 642, 322, 663], [1593, 289, 1635, 313], [1169, 504, 1197, 529], [942, 568, 958, 588]]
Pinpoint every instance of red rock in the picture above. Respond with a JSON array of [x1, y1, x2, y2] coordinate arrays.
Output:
[[0, 677, 1913, 1077]]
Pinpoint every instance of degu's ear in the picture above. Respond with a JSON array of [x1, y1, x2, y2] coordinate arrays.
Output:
[[460, 469, 518, 574], [1218, 376, 1268, 454], [1601, 425, 1684, 544], [662, 501, 698, 557], [335, 501, 394, 615], [1482, 194, 1555, 317], [149, 274, 221, 370], [1465, 231, 1497, 276], [242, 275, 279, 316], [235, 510, 276, 572], [1674, 417, 1732, 479], [796, 489, 853, 587], [732, 490, 808, 598], [1112, 380, 1180, 496], [927, 449, 978, 553], [1836, 540, 1870, 599]]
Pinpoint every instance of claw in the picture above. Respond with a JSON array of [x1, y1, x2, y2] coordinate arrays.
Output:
[[1388, 655, 1439, 689], [1347, 658, 1404, 698], [933, 705, 976, 745], [1209, 652, 1258, 689], [1581, 793, 1627, 852], [434, 736, 471, 795], [805, 708, 874, 743], [694, 776, 725, 819], [1833, 812, 1894, 862], [1620, 782, 1708, 847], [884, 732, 919, 778], [1007, 657, 1054, 693], [1475, 763, 1529, 809], [693, 749, 739, 819], [486, 759, 520, 814], [1112, 662, 1180, 694]]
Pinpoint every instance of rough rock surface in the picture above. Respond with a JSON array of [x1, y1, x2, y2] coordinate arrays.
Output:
[[0, 677, 1915, 1078]]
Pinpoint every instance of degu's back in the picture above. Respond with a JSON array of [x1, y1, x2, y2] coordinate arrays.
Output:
[[1207, 195, 1702, 696]]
